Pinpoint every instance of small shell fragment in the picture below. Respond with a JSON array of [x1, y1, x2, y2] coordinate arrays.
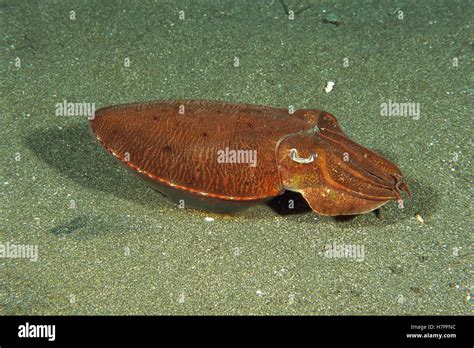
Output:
[[325, 80, 335, 93], [415, 213, 424, 223]]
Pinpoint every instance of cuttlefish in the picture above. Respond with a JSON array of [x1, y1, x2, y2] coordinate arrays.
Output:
[[90, 100, 410, 215]]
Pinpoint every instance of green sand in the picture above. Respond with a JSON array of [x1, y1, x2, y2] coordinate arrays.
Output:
[[1, 0, 472, 315]]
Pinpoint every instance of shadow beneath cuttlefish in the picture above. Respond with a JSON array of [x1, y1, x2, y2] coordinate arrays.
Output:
[[24, 123, 169, 208], [24, 125, 439, 226]]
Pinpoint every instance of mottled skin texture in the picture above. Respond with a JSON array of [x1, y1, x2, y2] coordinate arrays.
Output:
[[90, 100, 410, 215]]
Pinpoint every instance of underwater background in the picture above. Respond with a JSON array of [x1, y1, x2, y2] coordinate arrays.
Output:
[[1, 0, 472, 314]]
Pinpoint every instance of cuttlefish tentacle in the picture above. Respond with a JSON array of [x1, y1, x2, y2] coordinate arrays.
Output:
[[322, 141, 409, 203], [287, 110, 409, 202], [275, 120, 410, 215], [319, 130, 403, 188], [325, 148, 396, 193], [317, 146, 399, 201], [392, 173, 411, 199], [317, 112, 410, 203]]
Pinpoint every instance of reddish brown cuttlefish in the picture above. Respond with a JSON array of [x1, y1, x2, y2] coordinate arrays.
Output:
[[89, 100, 410, 215]]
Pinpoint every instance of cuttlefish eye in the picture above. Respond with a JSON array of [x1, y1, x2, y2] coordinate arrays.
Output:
[[289, 148, 318, 164]]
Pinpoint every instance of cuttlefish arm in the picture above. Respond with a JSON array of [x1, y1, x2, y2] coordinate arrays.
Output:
[[276, 112, 410, 216]]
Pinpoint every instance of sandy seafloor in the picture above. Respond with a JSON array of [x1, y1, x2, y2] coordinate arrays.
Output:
[[1, 0, 472, 315]]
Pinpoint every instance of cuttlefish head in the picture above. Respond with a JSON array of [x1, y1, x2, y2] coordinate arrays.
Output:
[[276, 111, 410, 216]]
